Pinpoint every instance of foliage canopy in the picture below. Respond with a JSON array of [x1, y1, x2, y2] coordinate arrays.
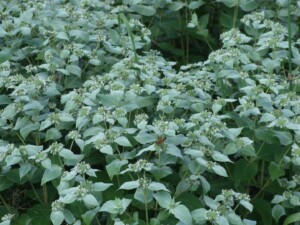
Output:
[[0, 0, 300, 225]]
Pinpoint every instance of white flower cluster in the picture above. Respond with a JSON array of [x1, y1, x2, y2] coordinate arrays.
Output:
[[128, 159, 153, 173], [220, 28, 252, 47]]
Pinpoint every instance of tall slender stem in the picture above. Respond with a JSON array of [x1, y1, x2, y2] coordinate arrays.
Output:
[[144, 190, 149, 225], [232, 4, 239, 28], [287, 0, 293, 90]]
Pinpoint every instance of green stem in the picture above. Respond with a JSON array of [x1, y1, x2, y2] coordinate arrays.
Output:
[[185, 0, 189, 64], [252, 178, 272, 201], [144, 190, 149, 225], [120, 14, 138, 62], [205, 39, 214, 52], [16, 132, 26, 145], [70, 140, 74, 150], [232, 4, 239, 28], [0, 194, 11, 213], [287, 0, 293, 90], [28, 181, 45, 206], [43, 185, 48, 206], [252, 147, 291, 201], [250, 141, 265, 163], [260, 160, 265, 188]]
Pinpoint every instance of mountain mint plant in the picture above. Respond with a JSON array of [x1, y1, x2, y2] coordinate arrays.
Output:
[[0, 0, 300, 225]]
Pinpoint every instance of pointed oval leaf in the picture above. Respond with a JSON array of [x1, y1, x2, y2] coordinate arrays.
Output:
[[212, 164, 228, 177], [272, 204, 286, 223], [148, 182, 170, 192], [115, 136, 132, 147], [283, 212, 300, 225], [50, 210, 64, 225], [41, 165, 62, 185], [119, 181, 139, 190], [153, 191, 172, 209], [129, 5, 156, 16], [83, 194, 99, 208], [93, 182, 113, 192], [170, 204, 192, 225]]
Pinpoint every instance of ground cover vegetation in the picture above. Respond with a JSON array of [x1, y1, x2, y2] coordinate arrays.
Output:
[[0, 0, 300, 224]]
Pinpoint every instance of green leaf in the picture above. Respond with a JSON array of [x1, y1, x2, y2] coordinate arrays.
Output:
[[69, 30, 89, 41], [148, 182, 169, 192], [19, 163, 32, 179], [56, 31, 69, 41], [75, 139, 85, 151], [83, 194, 99, 208], [0, 50, 11, 64], [240, 200, 253, 212], [15, 116, 30, 130], [39, 119, 52, 131], [217, 216, 229, 225], [41, 165, 62, 185], [150, 166, 173, 180], [135, 131, 156, 144], [170, 204, 192, 225], [115, 136, 132, 147], [166, 144, 182, 158], [272, 204, 286, 223], [66, 64, 81, 77], [153, 191, 172, 209], [106, 159, 128, 180], [216, 0, 239, 7], [59, 149, 84, 165], [268, 162, 285, 181], [88, 58, 101, 66], [93, 182, 113, 192], [212, 164, 228, 177], [224, 143, 238, 155], [0, 95, 12, 105], [283, 212, 300, 225], [227, 213, 244, 225], [253, 199, 272, 225], [6, 154, 21, 166], [212, 103, 222, 114], [240, 0, 259, 11], [99, 93, 123, 107], [259, 113, 276, 123], [50, 211, 64, 225], [273, 131, 293, 146], [129, 5, 156, 16], [136, 96, 155, 108], [99, 200, 118, 214], [64, 209, 75, 225], [199, 14, 210, 29], [134, 188, 153, 203], [109, 29, 120, 45], [60, 50, 70, 59], [189, 0, 205, 9], [45, 128, 62, 141], [100, 198, 131, 214], [0, 25, 7, 37], [119, 181, 139, 190], [204, 195, 219, 210], [100, 145, 113, 155], [20, 122, 40, 139], [168, 2, 185, 11], [26, 204, 51, 225], [212, 151, 232, 162], [82, 210, 96, 225], [191, 208, 206, 224], [60, 113, 75, 122], [234, 159, 258, 186]]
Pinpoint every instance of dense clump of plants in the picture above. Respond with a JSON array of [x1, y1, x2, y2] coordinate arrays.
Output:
[[0, 0, 300, 224]]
